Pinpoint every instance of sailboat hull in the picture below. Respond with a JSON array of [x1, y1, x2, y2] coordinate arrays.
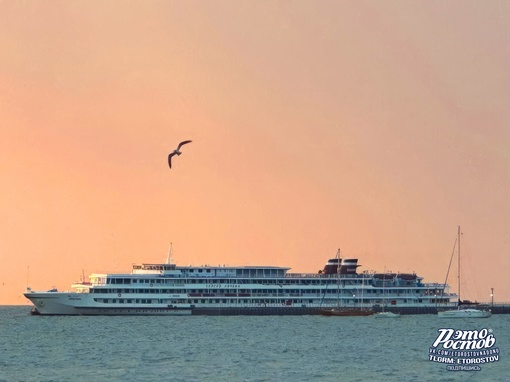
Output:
[[438, 227, 490, 319], [374, 311, 401, 318], [438, 308, 491, 318]]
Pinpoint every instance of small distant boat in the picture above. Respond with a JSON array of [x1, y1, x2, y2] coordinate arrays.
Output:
[[438, 308, 491, 318], [437, 226, 491, 319], [320, 308, 374, 317], [374, 311, 400, 318]]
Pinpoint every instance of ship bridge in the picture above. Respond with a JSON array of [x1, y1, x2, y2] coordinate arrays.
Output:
[[132, 263, 179, 275], [177, 265, 290, 278], [131, 263, 290, 278]]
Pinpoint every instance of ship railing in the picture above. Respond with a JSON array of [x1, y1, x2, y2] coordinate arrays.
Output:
[[422, 283, 448, 288], [285, 273, 360, 278], [87, 281, 106, 286]]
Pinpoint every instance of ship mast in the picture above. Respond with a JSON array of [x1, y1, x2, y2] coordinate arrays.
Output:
[[166, 243, 173, 265], [336, 248, 341, 308], [457, 226, 461, 305]]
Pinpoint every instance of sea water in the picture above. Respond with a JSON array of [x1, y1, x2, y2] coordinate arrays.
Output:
[[0, 306, 509, 382]]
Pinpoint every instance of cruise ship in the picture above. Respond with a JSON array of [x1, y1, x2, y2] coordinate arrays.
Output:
[[24, 250, 456, 315]]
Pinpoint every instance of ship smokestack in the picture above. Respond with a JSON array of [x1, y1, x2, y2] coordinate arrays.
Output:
[[339, 259, 359, 274]]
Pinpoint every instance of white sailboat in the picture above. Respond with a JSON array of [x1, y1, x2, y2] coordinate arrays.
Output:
[[437, 226, 491, 318], [319, 249, 373, 316]]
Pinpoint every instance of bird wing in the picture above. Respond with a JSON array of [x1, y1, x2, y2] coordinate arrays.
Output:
[[168, 153, 174, 168], [177, 140, 192, 150]]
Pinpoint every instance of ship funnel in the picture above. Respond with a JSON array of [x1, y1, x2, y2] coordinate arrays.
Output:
[[322, 248, 342, 275], [339, 259, 359, 274]]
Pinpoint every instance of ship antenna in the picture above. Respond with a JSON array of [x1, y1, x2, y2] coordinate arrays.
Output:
[[166, 243, 173, 264]]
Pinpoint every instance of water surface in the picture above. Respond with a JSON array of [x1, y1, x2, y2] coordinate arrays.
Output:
[[1, 306, 508, 381]]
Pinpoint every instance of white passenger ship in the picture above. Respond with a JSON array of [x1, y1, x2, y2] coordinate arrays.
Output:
[[24, 250, 456, 315]]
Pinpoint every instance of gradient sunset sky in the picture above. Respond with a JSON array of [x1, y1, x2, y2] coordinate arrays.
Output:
[[1, 1, 509, 305]]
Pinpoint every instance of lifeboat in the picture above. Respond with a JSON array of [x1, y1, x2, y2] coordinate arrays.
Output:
[[373, 273, 397, 279], [397, 273, 417, 280]]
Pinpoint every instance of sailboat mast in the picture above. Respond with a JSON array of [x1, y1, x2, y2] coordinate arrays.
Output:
[[457, 226, 461, 304], [336, 248, 341, 308]]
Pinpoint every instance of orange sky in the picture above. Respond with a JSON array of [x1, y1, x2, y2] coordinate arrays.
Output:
[[1, 1, 509, 305]]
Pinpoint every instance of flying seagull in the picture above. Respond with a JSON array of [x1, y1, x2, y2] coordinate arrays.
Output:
[[168, 140, 192, 169]]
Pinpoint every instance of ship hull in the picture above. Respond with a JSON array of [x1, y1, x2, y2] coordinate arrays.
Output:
[[24, 292, 451, 316], [319, 308, 374, 317], [24, 292, 192, 316]]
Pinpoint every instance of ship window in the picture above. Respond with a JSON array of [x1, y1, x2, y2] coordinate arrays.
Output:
[[206, 269, 211, 273]]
